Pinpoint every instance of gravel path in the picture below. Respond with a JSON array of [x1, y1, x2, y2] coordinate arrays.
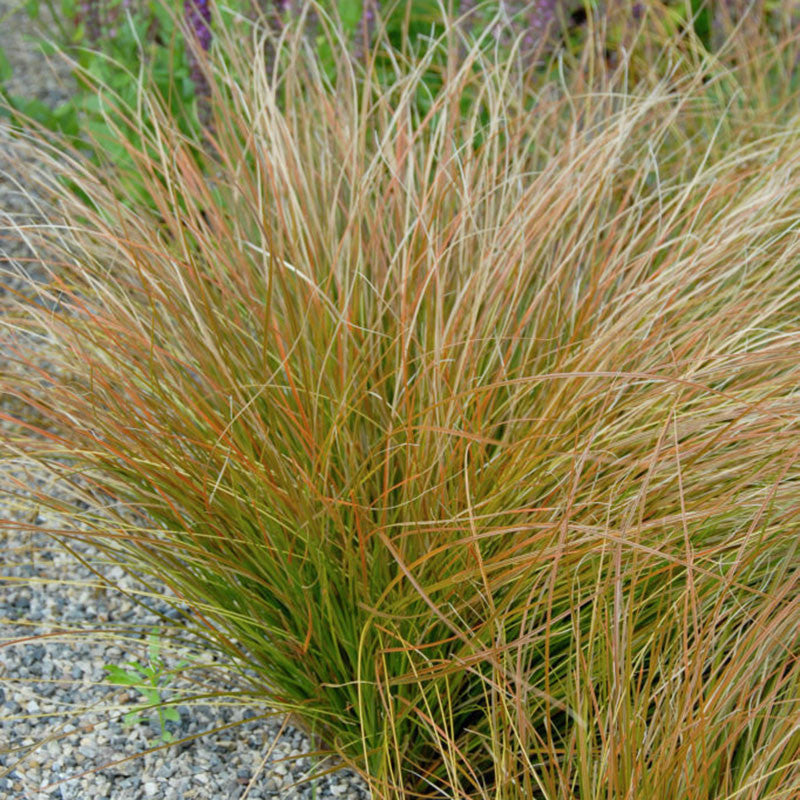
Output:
[[0, 478, 369, 800], [1, 5, 371, 799]]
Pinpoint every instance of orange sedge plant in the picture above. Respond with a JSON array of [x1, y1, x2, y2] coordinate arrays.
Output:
[[2, 2, 800, 798]]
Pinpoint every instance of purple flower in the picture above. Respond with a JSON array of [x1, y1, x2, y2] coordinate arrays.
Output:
[[79, 0, 102, 43], [184, 0, 212, 51], [184, 0, 212, 111], [523, 0, 557, 51], [269, 0, 300, 33], [353, 0, 380, 62]]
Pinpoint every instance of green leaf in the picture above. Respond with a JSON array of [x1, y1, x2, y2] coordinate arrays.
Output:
[[52, 100, 76, 119], [338, 0, 361, 30], [141, 688, 161, 705], [148, 628, 162, 665], [25, 0, 40, 19], [163, 707, 180, 723], [690, 0, 711, 50], [52, 101, 79, 136], [151, 2, 177, 32], [7, 95, 56, 128], [104, 665, 142, 685], [123, 711, 143, 727], [0, 45, 12, 83], [37, 39, 59, 57], [81, 93, 102, 114]]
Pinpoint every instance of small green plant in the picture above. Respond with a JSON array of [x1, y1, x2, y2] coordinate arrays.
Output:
[[103, 628, 188, 743], [1, 0, 197, 132]]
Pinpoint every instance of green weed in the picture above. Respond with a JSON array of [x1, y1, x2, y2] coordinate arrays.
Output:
[[103, 628, 188, 743]]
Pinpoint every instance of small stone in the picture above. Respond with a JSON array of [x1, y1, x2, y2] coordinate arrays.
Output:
[[144, 780, 159, 796]]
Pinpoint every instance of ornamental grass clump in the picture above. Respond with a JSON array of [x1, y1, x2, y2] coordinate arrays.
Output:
[[3, 3, 800, 798]]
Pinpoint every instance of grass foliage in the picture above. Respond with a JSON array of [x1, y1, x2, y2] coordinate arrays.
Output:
[[3, 2, 800, 797]]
